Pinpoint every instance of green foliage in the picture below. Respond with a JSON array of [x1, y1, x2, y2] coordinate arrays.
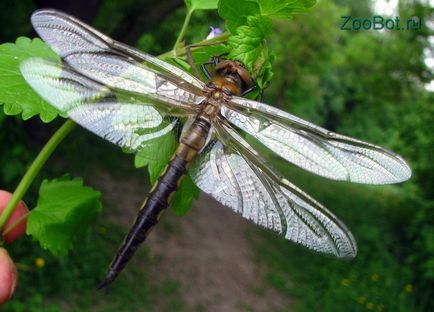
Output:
[[27, 176, 102, 255], [218, 0, 316, 92], [256, 0, 316, 17], [0, 37, 61, 122], [218, 0, 261, 33], [264, 0, 347, 125], [218, 0, 315, 33], [405, 196, 434, 308], [228, 15, 274, 88]]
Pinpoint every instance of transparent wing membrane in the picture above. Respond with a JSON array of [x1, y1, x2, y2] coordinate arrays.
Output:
[[30, 9, 205, 94], [63, 52, 203, 106], [223, 97, 411, 184], [190, 123, 357, 258], [20, 58, 177, 151]]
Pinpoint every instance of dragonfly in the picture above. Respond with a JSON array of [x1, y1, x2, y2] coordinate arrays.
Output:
[[20, 9, 411, 288]]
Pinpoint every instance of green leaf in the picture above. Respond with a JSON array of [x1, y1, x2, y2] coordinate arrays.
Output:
[[27, 176, 102, 256], [185, 0, 219, 11], [0, 37, 62, 122], [218, 0, 315, 33], [168, 57, 194, 77], [256, 52, 275, 89], [134, 132, 200, 215], [172, 174, 200, 216], [218, 0, 261, 33], [191, 44, 230, 65], [218, 0, 316, 89], [134, 132, 178, 183], [257, 0, 316, 18], [228, 15, 274, 87]]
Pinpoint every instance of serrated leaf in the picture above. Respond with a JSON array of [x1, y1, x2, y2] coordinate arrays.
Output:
[[218, 0, 315, 33], [218, 0, 261, 33], [185, 0, 219, 11], [257, 0, 316, 18], [27, 176, 102, 256], [228, 15, 274, 87], [134, 132, 200, 215], [256, 52, 275, 89], [0, 37, 62, 122]]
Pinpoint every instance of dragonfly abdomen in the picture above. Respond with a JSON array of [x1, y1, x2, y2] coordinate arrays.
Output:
[[99, 118, 211, 289]]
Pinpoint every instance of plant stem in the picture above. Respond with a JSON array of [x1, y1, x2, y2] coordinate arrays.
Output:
[[0, 119, 75, 230], [172, 8, 193, 57], [2, 212, 29, 237], [162, 32, 230, 60]]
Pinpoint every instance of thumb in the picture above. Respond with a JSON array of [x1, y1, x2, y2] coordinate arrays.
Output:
[[0, 248, 17, 305]]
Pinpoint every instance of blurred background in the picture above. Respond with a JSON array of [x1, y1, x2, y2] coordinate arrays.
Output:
[[0, 0, 433, 311]]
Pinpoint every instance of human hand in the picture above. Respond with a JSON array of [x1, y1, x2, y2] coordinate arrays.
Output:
[[0, 190, 29, 305]]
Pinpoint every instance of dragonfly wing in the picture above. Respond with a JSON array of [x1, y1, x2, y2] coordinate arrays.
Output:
[[30, 9, 205, 104], [223, 97, 411, 184], [190, 123, 357, 258], [20, 58, 186, 151]]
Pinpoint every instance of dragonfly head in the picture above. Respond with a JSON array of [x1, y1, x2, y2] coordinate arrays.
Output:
[[214, 60, 253, 95]]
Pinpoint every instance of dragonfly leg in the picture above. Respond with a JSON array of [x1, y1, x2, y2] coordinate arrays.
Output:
[[185, 41, 228, 81], [200, 62, 214, 80], [186, 45, 202, 80], [241, 84, 258, 96], [185, 48, 223, 81], [199, 54, 229, 80]]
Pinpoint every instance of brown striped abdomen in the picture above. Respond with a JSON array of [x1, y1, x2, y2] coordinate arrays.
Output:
[[99, 118, 211, 289]]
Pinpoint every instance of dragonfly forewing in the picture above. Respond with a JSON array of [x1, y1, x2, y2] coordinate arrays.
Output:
[[30, 9, 205, 94], [223, 97, 411, 184]]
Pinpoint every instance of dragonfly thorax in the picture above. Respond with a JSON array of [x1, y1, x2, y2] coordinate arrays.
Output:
[[204, 60, 253, 98], [215, 60, 253, 93]]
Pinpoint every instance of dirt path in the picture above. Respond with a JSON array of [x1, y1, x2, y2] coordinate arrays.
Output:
[[91, 171, 291, 312]]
